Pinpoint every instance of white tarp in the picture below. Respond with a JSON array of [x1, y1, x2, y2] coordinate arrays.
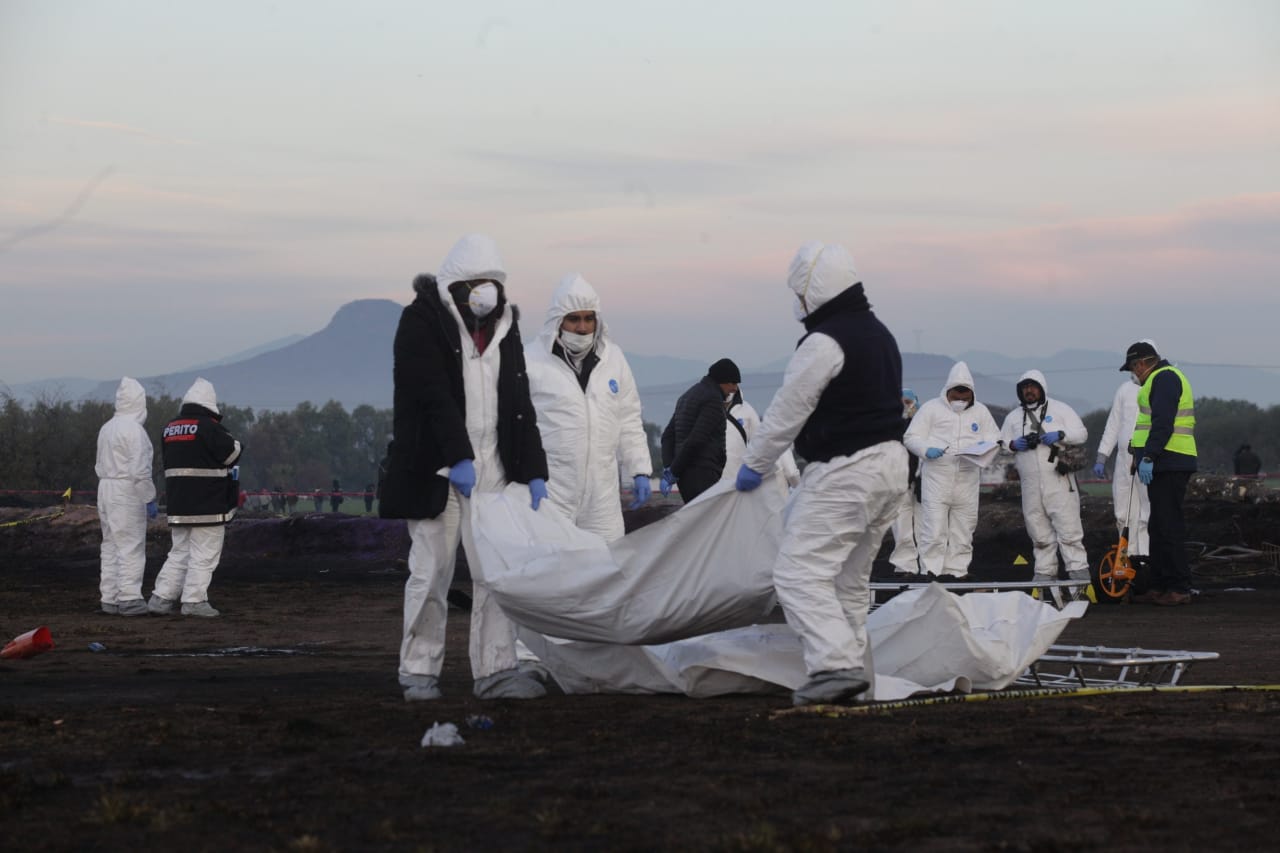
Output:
[[468, 477, 1086, 700]]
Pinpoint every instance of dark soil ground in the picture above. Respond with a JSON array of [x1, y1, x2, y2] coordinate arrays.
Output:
[[3, 492, 1280, 852]]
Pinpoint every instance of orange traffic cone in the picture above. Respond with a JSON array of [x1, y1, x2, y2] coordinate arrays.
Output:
[[1, 626, 55, 660]]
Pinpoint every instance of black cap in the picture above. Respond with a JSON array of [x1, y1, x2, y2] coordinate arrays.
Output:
[[1120, 341, 1159, 371], [708, 358, 741, 384]]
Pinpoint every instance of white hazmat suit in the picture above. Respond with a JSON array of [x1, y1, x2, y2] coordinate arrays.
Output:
[[1096, 379, 1150, 555], [525, 273, 651, 543], [902, 362, 1000, 579], [999, 370, 1090, 581], [741, 241, 908, 703], [723, 397, 801, 496], [95, 377, 156, 613]]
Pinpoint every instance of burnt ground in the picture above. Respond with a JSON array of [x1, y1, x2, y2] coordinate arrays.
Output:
[[3, 492, 1280, 852]]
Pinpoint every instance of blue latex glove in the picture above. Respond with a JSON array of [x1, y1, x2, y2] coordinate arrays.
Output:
[[1137, 457, 1154, 485], [449, 459, 476, 498], [629, 475, 651, 510], [659, 468, 676, 498], [528, 477, 547, 510], [1042, 430, 1063, 445], [146, 500, 158, 519], [1092, 461, 1107, 479], [735, 464, 764, 492], [1011, 436, 1030, 452], [925, 447, 945, 459]]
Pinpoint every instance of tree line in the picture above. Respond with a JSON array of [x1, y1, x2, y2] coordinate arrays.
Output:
[[0, 393, 1271, 507]]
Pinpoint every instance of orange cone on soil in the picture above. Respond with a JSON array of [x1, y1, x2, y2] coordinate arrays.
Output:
[[1, 626, 55, 660]]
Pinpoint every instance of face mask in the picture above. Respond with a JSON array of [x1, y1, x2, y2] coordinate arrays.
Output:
[[559, 330, 594, 356], [792, 295, 807, 322], [725, 393, 736, 404], [1130, 372, 1142, 386], [903, 402, 918, 418], [949, 399, 969, 413], [467, 283, 500, 318]]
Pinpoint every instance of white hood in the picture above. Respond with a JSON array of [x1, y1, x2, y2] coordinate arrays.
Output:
[[941, 361, 976, 400], [1017, 369, 1048, 401], [538, 273, 607, 353], [787, 241, 859, 318], [182, 377, 219, 415], [436, 233, 507, 294], [114, 377, 147, 424]]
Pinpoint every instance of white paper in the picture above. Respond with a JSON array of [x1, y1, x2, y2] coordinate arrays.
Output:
[[954, 441, 1000, 468]]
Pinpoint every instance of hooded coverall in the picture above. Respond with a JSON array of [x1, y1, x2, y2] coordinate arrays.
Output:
[[902, 362, 1000, 578], [525, 273, 651, 543], [95, 377, 156, 608], [999, 370, 1090, 581], [1096, 379, 1150, 555], [741, 241, 907, 680]]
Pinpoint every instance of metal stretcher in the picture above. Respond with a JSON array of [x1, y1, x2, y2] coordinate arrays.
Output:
[[1017, 644, 1220, 689]]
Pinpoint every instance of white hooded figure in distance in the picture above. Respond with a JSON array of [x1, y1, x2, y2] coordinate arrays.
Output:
[[903, 362, 1000, 580], [888, 388, 922, 574], [735, 240, 908, 707], [95, 377, 157, 615], [722, 389, 801, 496], [999, 369, 1090, 582], [525, 273, 652, 542], [1094, 377, 1150, 556]]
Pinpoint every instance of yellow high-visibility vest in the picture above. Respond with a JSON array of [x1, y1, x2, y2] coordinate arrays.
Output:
[[1132, 365, 1196, 457]]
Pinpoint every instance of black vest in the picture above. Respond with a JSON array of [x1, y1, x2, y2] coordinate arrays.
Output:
[[161, 403, 242, 525], [793, 284, 905, 463]]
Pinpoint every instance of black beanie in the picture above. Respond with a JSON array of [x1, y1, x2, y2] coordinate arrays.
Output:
[[708, 358, 741, 384]]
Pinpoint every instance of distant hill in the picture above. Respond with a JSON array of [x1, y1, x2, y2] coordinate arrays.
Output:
[[179, 334, 307, 372]]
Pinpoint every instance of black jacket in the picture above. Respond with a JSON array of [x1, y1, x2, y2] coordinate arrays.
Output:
[[793, 283, 904, 463], [379, 275, 548, 520], [161, 403, 242, 526], [661, 375, 729, 481]]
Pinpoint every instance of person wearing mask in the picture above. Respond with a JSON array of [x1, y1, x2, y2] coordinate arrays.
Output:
[[1093, 345, 1153, 557], [888, 389, 922, 576], [903, 363, 1000, 580], [147, 378, 242, 618], [660, 358, 741, 503], [722, 387, 801, 495], [999, 370, 1090, 588], [95, 377, 158, 616], [735, 240, 907, 707], [525, 273, 652, 542], [378, 234, 550, 701], [1122, 341, 1198, 606]]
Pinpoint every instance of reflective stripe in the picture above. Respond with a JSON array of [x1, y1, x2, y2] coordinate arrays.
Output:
[[167, 509, 236, 525], [1133, 365, 1196, 457], [1172, 426, 1194, 435], [165, 467, 229, 478], [1137, 406, 1195, 417]]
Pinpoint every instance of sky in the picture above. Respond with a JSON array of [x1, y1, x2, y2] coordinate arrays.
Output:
[[2, 0, 1278, 385]]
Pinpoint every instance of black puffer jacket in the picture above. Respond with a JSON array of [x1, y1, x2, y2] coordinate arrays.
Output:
[[660, 375, 729, 482], [379, 275, 548, 520]]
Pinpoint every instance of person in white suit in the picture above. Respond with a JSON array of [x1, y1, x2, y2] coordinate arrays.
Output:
[[525, 273, 652, 542], [95, 377, 157, 615], [903, 362, 1000, 580], [1093, 353, 1153, 557], [722, 389, 801, 495]]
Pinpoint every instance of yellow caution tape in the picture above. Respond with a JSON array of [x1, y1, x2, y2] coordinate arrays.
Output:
[[0, 509, 66, 528], [773, 684, 1280, 719]]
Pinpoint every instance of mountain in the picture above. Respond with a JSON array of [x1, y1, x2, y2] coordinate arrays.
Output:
[[179, 334, 307, 372]]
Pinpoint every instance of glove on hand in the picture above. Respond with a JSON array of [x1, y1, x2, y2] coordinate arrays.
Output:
[[925, 447, 945, 460], [1042, 430, 1063, 445], [1092, 461, 1107, 479], [659, 468, 676, 498], [735, 465, 764, 492], [449, 459, 476, 498], [1137, 458, 1154, 486], [146, 500, 158, 519], [1011, 436, 1029, 452], [628, 475, 651, 510], [528, 478, 547, 510]]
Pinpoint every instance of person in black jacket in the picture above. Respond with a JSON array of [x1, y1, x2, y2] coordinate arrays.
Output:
[[147, 378, 242, 618], [379, 234, 549, 702], [660, 358, 741, 503]]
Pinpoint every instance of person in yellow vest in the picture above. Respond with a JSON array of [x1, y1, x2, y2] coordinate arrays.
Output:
[[1122, 341, 1197, 606]]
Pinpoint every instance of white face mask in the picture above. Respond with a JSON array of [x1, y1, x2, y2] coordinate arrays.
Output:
[[559, 330, 594, 356], [467, 283, 500, 318], [792, 294, 808, 322], [1130, 372, 1142, 386], [949, 399, 969, 413], [725, 393, 736, 404]]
